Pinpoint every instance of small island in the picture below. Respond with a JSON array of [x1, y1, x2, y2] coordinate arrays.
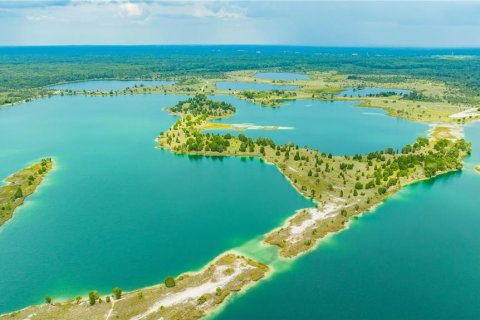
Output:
[[0, 158, 53, 227], [1, 252, 268, 320], [475, 166, 480, 173]]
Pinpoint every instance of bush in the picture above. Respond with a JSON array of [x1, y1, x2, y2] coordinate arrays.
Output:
[[112, 287, 122, 299], [164, 276, 176, 288], [44, 296, 51, 304]]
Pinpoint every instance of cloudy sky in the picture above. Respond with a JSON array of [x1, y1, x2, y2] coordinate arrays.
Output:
[[0, 0, 479, 47]]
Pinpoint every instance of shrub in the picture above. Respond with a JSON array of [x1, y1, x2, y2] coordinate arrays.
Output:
[[164, 276, 176, 288]]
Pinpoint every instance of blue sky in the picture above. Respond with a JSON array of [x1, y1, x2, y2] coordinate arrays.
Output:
[[0, 0, 479, 47]]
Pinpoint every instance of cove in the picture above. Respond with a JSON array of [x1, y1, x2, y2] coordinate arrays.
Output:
[[48, 80, 174, 91], [209, 95, 428, 155], [255, 72, 309, 81], [338, 87, 411, 97], [216, 82, 297, 91], [215, 122, 480, 320], [0, 94, 311, 313]]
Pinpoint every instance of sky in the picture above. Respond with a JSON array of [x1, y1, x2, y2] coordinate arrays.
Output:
[[0, 0, 479, 47]]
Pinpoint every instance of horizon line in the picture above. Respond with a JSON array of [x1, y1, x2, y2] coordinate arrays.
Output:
[[1, 44, 480, 50]]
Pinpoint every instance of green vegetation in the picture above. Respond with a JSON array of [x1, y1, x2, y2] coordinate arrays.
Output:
[[2, 47, 480, 124], [112, 287, 122, 300], [164, 276, 176, 288], [0, 158, 53, 227], [168, 94, 235, 117]]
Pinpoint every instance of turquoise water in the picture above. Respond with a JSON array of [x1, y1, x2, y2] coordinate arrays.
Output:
[[209, 96, 428, 155], [255, 73, 309, 81], [339, 87, 412, 97], [49, 80, 174, 91], [216, 123, 480, 320], [1, 92, 479, 319], [0, 95, 311, 313], [216, 82, 297, 91]]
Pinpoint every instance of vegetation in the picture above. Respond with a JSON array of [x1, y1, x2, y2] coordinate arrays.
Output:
[[2, 46, 480, 124], [164, 276, 176, 288], [112, 287, 122, 300], [168, 94, 235, 117], [0, 158, 53, 227]]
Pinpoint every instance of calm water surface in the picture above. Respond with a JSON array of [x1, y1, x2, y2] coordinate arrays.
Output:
[[255, 72, 309, 81], [0, 94, 311, 313], [215, 123, 480, 320], [210, 96, 427, 155], [216, 82, 297, 91], [49, 80, 174, 91], [338, 87, 411, 97]]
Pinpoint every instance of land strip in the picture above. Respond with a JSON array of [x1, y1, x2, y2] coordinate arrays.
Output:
[[0, 158, 53, 227], [0, 252, 268, 320]]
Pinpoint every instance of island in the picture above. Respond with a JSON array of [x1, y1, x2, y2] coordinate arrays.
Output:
[[0, 158, 53, 227], [1, 252, 268, 320]]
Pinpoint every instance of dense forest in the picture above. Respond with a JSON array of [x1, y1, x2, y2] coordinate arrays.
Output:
[[1, 46, 480, 90]]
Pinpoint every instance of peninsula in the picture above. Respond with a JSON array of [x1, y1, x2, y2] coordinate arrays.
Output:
[[0, 158, 53, 227], [1, 252, 268, 320], [158, 95, 471, 257]]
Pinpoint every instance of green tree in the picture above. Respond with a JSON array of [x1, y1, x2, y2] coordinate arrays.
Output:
[[88, 291, 97, 306], [44, 296, 52, 304], [164, 276, 176, 288], [112, 287, 122, 299], [13, 187, 23, 199]]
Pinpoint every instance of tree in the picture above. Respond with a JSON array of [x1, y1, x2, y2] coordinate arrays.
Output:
[[164, 276, 176, 288], [13, 187, 23, 199], [75, 296, 82, 304], [88, 291, 97, 306], [112, 287, 122, 299], [45, 296, 52, 304]]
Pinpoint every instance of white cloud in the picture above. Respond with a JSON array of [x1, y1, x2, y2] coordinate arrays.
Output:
[[119, 2, 143, 17]]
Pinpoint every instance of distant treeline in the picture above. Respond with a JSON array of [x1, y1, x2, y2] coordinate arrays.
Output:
[[1, 46, 480, 91]]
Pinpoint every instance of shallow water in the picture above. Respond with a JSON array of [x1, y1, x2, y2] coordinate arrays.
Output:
[[338, 87, 411, 97], [0, 94, 311, 313], [49, 80, 174, 91], [255, 72, 309, 81], [215, 122, 480, 320], [216, 82, 297, 91], [209, 96, 428, 155]]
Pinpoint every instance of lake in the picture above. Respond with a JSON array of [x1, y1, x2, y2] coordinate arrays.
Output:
[[0, 94, 311, 313], [338, 87, 412, 97], [216, 122, 480, 320], [0, 90, 478, 320], [216, 82, 297, 91], [255, 72, 309, 81], [48, 80, 174, 91], [209, 95, 428, 155]]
